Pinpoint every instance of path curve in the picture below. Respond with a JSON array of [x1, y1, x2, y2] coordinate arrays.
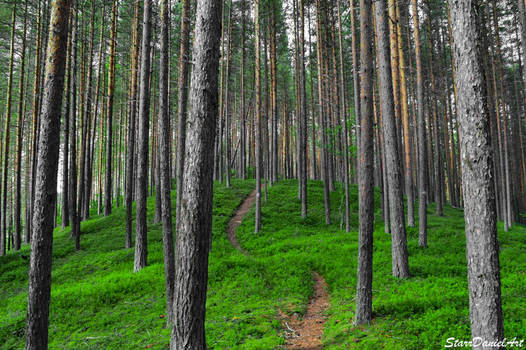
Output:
[[282, 271, 329, 349], [225, 189, 257, 256]]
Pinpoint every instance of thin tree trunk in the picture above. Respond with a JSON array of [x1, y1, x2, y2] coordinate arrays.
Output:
[[104, 0, 118, 216], [175, 0, 191, 223], [1, 3, 17, 256], [135, 0, 153, 272], [126, 0, 140, 249], [254, 0, 262, 233], [411, 0, 428, 247], [355, 0, 374, 326], [375, 0, 410, 278]]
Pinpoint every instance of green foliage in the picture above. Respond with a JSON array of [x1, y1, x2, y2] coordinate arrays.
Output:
[[1, 179, 525, 349]]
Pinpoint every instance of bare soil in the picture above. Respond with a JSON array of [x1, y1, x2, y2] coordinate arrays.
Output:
[[225, 189, 257, 256], [280, 271, 330, 349]]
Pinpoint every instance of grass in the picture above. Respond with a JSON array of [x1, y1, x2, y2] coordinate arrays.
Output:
[[1, 178, 525, 349]]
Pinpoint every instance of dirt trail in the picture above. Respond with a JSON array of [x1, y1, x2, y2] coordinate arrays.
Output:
[[281, 272, 330, 349], [225, 189, 257, 255]]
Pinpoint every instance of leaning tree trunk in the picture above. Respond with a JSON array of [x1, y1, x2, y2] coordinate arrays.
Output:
[[25, 0, 70, 347], [355, 0, 375, 326], [448, 0, 504, 346], [170, 0, 222, 348], [134, 0, 153, 272], [374, 0, 410, 279]]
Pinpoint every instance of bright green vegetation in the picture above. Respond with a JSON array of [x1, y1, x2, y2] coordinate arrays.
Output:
[[1, 179, 525, 349]]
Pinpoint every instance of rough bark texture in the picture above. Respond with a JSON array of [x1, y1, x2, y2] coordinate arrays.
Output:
[[1, 3, 17, 256], [175, 0, 191, 224], [355, 0, 374, 326], [135, 0, 152, 272], [104, 0, 118, 216], [170, 0, 222, 348], [374, 0, 410, 279], [254, 0, 262, 233], [411, 0, 428, 247], [448, 0, 504, 346], [15, 0, 28, 249], [125, 0, 140, 249], [25, 0, 70, 347], [159, 0, 175, 325]]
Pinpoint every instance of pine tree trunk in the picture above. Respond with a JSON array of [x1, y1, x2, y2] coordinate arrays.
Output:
[[175, 0, 191, 223], [355, 0, 375, 325], [135, 0, 153, 272], [448, 0, 504, 344], [1, 3, 17, 256], [104, 0, 118, 216], [171, 0, 222, 347], [126, 0, 140, 249], [25, 0, 70, 346], [411, 0, 428, 247], [374, 0, 410, 278], [254, 0, 262, 233]]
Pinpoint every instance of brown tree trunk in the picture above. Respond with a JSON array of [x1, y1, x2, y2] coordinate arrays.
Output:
[[375, 0, 410, 279], [411, 0, 428, 247], [254, 0, 262, 233], [135, 0, 153, 272], [355, 0, 375, 325], [104, 0, 118, 216]]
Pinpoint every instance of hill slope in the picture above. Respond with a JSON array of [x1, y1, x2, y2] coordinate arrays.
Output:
[[1, 179, 525, 349]]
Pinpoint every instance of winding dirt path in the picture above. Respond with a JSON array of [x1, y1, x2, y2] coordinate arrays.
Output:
[[226, 189, 330, 348], [225, 189, 257, 256], [282, 272, 330, 349]]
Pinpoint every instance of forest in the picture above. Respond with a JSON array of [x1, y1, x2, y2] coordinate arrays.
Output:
[[0, 0, 525, 349]]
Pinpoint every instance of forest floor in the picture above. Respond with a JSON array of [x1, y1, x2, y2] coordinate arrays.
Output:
[[1, 179, 525, 349]]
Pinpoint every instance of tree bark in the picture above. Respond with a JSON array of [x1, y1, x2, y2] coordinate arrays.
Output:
[[355, 0, 374, 326], [411, 0, 428, 247], [159, 0, 175, 325], [126, 0, 140, 249], [375, 0, 410, 279], [170, 0, 222, 347], [135, 0, 153, 272], [448, 0, 504, 346], [25, 0, 70, 347]]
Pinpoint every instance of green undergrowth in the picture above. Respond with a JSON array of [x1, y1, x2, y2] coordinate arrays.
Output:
[[1, 179, 525, 349]]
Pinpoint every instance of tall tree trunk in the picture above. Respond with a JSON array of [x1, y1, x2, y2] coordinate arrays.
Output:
[[397, 0, 415, 227], [15, 0, 29, 249], [411, 0, 428, 247], [25, 0, 70, 346], [448, 0, 504, 345], [375, 0, 410, 278], [135, 0, 153, 272], [254, 0, 262, 233], [104, 0, 118, 216], [170, 0, 222, 347], [159, 0, 175, 325], [175, 0, 191, 223], [355, 0, 374, 326], [1, 3, 17, 256], [126, 0, 140, 249], [316, 0, 331, 225]]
